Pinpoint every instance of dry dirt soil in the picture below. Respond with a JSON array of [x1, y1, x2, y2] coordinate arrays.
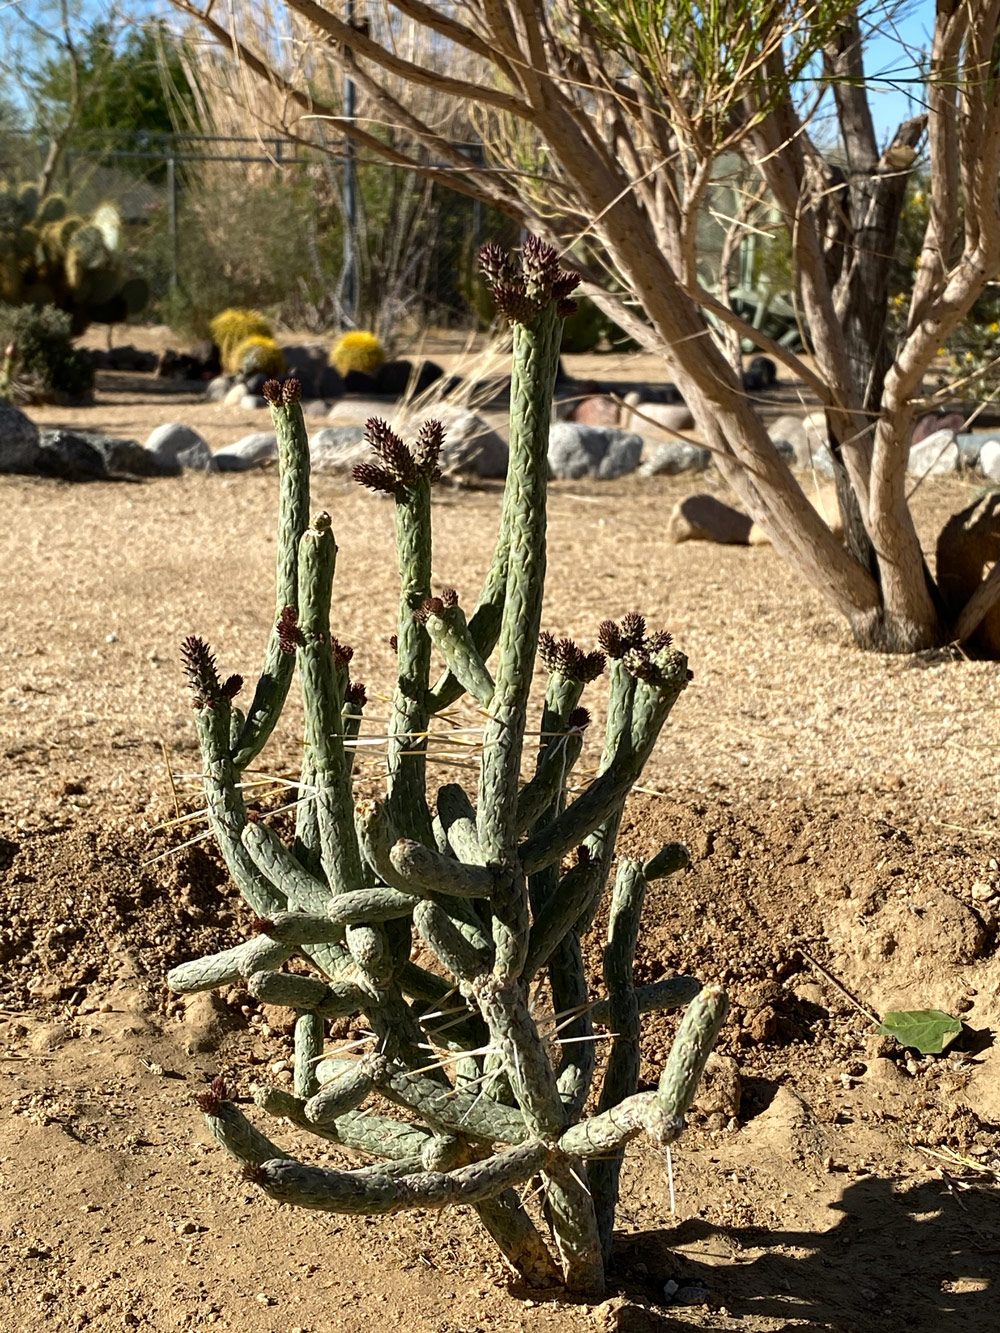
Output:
[[1, 337, 998, 1333]]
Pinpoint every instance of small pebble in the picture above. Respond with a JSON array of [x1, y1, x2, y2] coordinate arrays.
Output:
[[105, 632, 119, 643], [663, 1279, 679, 1301]]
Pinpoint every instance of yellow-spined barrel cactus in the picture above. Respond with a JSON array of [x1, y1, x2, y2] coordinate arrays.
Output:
[[210, 308, 274, 373], [329, 329, 386, 377], [234, 334, 286, 379]]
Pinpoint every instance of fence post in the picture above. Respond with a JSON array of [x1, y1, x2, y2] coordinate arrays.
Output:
[[167, 153, 179, 289]]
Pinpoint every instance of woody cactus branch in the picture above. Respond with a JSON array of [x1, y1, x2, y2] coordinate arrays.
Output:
[[168, 238, 727, 1297]]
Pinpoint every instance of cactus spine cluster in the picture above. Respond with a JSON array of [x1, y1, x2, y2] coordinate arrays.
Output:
[[0, 182, 148, 332], [169, 238, 727, 1296]]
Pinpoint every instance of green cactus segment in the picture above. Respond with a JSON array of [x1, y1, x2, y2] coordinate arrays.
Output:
[[590, 860, 647, 1262], [524, 856, 603, 980], [589, 975, 702, 1027], [255, 1086, 434, 1159], [656, 984, 730, 1126], [389, 838, 496, 898], [342, 696, 364, 776], [419, 600, 495, 707], [232, 387, 311, 769], [557, 1092, 660, 1157], [294, 751, 322, 879], [295, 515, 365, 909], [540, 1159, 606, 1296], [305, 1061, 376, 1124], [248, 1141, 549, 1216], [387, 476, 435, 844], [241, 821, 331, 916], [516, 726, 586, 835], [247, 968, 367, 1018], [294, 1012, 324, 1100], [413, 900, 492, 980], [192, 701, 286, 920], [477, 299, 562, 868], [426, 518, 510, 714], [373, 1058, 529, 1144], [166, 934, 291, 994], [549, 933, 594, 1119], [643, 842, 691, 882], [519, 650, 690, 878], [202, 1096, 292, 1167], [474, 1192, 562, 1287]]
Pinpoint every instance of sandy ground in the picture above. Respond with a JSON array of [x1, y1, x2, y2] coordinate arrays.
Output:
[[1, 341, 998, 1333]]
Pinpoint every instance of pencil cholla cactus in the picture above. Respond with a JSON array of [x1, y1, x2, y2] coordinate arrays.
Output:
[[168, 237, 728, 1296]]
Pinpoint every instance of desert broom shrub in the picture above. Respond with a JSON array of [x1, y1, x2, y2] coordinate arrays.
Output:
[[168, 238, 727, 1296]]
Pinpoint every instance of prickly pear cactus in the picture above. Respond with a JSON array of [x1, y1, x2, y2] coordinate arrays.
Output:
[[169, 239, 727, 1296]]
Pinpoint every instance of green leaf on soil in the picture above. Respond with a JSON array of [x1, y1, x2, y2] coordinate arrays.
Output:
[[877, 1009, 963, 1055]]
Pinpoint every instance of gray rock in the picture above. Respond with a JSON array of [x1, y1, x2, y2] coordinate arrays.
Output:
[[907, 427, 958, 477], [36, 429, 173, 480], [326, 397, 396, 425], [767, 411, 834, 475], [955, 432, 989, 467], [302, 399, 329, 418], [280, 343, 328, 397], [35, 430, 105, 480], [639, 440, 711, 477], [979, 438, 1000, 481], [240, 394, 268, 411], [205, 374, 234, 402], [0, 403, 40, 473], [223, 381, 247, 407], [547, 423, 643, 480], [145, 422, 215, 472], [213, 431, 278, 472], [429, 406, 508, 478], [309, 425, 367, 474]]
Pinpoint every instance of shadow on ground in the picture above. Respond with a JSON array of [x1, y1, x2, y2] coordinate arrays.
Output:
[[614, 1174, 997, 1331]]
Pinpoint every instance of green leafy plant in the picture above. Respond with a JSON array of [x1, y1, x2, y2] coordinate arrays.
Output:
[[0, 301, 94, 400], [877, 1010, 963, 1056], [168, 240, 727, 1296]]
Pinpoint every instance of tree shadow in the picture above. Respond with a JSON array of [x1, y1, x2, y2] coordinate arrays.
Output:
[[615, 1173, 998, 1332]]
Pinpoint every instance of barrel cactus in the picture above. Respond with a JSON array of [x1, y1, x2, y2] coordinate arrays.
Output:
[[329, 329, 385, 377], [233, 334, 286, 379], [209, 308, 274, 373], [169, 238, 727, 1297]]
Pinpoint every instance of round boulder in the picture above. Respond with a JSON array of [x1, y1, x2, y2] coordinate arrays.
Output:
[[0, 403, 41, 473], [144, 423, 215, 472], [547, 423, 643, 480]]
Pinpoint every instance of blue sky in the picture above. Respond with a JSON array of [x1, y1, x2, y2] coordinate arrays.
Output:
[[860, 2, 935, 143], [3, 0, 939, 146]]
